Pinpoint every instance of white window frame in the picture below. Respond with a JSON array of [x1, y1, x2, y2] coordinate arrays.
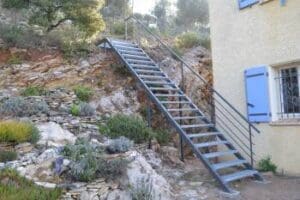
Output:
[[269, 62, 300, 122]]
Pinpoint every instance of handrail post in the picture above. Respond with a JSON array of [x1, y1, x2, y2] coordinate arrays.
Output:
[[125, 20, 128, 40], [147, 101, 152, 149], [249, 124, 254, 167], [180, 61, 185, 92]]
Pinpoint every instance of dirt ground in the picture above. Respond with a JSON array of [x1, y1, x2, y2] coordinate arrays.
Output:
[[185, 159, 300, 200]]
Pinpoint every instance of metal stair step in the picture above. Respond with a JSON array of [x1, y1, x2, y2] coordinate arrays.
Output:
[[133, 66, 159, 70], [222, 170, 258, 183], [127, 59, 155, 66], [111, 41, 138, 47], [173, 116, 204, 120], [150, 87, 179, 91], [188, 132, 221, 138], [167, 108, 198, 112], [195, 140, 229, 148], [203, 150, 239, 159], [155, 94, 186, 97], [123, 54, 150, 60], [131, 64, 158, 68], [181, 124, 214, 129], [115, 45, 142, 51], [119, 50, 146, 56], [161, 101, 191, 104], [212, 159, 247, 170], [140, 75, 167, 79], [135, 70, 163, 74], [144, 81, 174, 85]]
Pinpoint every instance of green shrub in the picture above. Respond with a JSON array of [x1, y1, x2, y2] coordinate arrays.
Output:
[[0, 151, 17, 162], [21, 86, 46, 97], [0, 168, 62, 200], [70, 104, 80, 116], [0, 97, 49, 117], [70, 103, 95, 117], [153, 129, 171, 145], [62, 139, 128, 182], [0, 24, 23, 47], [175, 32, 201, 49], [0, 121, 40, 144], [106, 137, 133, 154], [258, 156, 277, 173], [100, 114, 153, 143], [7, 55, 22, 65], [73, 86, 94, 102], [131, 178, 153, 200], [111, 21, 134, 36]]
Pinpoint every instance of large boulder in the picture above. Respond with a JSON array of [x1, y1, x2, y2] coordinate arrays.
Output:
[[127, 151, 173, 200], [37, 122, 76, 147]]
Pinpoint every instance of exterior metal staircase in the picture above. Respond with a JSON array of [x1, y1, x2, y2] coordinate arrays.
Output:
[[99, 36, 264, 193]]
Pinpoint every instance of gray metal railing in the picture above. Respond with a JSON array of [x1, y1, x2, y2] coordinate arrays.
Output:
[[125, 15, 260, 166]]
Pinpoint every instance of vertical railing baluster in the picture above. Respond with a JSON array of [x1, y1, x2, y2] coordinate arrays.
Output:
[[147, 101, 152, 149], [179, 61, 185, 162], [125, 20, 128, 40], [249, 124, 253, 167]]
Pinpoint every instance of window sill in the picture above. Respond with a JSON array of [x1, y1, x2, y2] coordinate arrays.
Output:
[[270, 119, 300, 126]]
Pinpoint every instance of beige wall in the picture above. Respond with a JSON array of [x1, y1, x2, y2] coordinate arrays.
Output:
[[209, 0, 300, 175]]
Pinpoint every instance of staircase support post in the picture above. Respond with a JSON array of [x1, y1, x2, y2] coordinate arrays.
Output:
[[147, 102, 152, 149], [249, 124, 254, 167]]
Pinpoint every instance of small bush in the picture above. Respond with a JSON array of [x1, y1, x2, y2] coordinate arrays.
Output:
[[0, 24, 23, 47], [258, 156, 277, 173], [106, 136, 133, 154], [0, 168, 62, 200], [175, 32, 201, 49], [21, 86, 46, 97], [70, 103, 95, 117], [73, 86, 94, 102], [101, 114, 153, 143], [62, 139, 128, 182], [131, 178, 154, 200], [153, 129, 171, 145], [111, 21, 134, 36], [0, 121, 40, 144], [7, 55, 22, 65], [70, 104, 80, 116], [0, 151, 17, 162], [0, 97, 49, 117]]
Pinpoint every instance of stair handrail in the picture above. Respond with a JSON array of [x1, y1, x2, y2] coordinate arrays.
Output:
[[125, 15, 260, 134]]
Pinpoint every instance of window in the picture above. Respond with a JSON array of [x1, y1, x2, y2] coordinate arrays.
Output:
[[275, 66, 300, 119]]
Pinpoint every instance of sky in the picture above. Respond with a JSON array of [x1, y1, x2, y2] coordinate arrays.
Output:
[[133, 0, 177, 14]]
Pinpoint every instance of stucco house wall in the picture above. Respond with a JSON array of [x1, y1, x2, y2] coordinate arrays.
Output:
[[209, 0, 300, 175]]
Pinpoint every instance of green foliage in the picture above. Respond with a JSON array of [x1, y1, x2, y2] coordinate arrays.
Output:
[[0, 151, 17, 162], [7, 55, 22, 65], [1, 0, 29, 9], [176, 0, 209, 29], [0, 24, 23, 47], [0, 121, 40, 144], [70, 103, 95, 117], [0, 97, 49, 117], [0, 168, 62, 200], [106, 136, 133, 154], [21, 86, 46, 97], [175, 32, 201, 49], [153, 129, 171, 145], [2, 0, 105, 37], [100, 114, 153, 143], [152, 0, 170, 33], [101, 0, 131, 19], [70, 104, 80, 116], [73, 86, 94, 102], [62, 139, 128, 182], [131, 178, 154, 200], [258, 156, 277, 173]]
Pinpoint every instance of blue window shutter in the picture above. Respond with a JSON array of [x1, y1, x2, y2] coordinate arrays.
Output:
[[244, 66, 270, 122], [238, 0, 259, 9]]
